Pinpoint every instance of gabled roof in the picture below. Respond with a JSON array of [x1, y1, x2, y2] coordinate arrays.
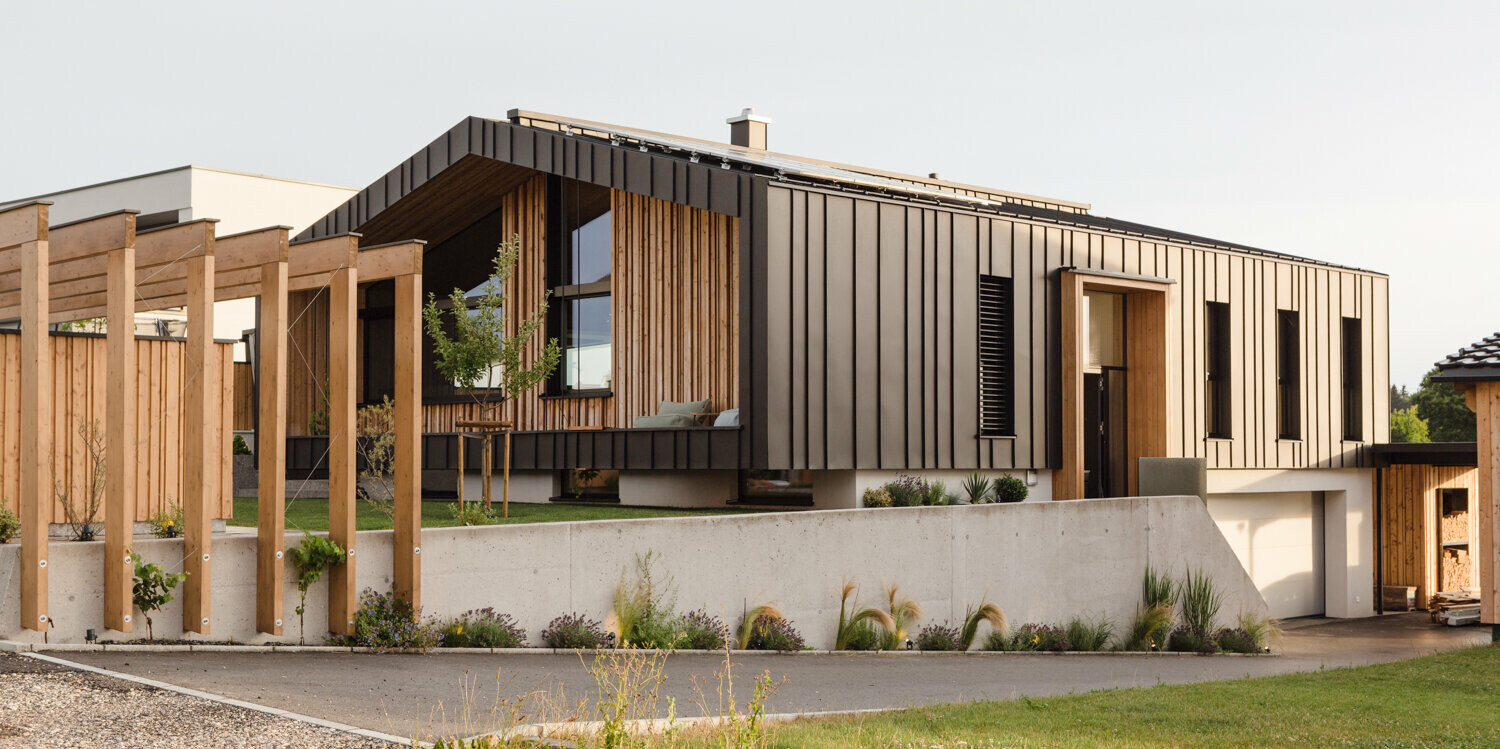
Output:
[[1432, 332, 1500, 383], [300, 110, 1382, 275]]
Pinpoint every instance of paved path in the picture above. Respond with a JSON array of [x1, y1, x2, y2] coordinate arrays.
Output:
[[58, 613, 1490, 741]]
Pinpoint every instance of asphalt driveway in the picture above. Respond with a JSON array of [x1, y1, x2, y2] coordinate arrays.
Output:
[[56, 613, 1490, 742]]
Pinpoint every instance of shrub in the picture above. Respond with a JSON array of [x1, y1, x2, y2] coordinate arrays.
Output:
[[1125, 605, 1173, 651], [541, 613, 610, 649], [612, 551, 679, 648], [675, 609, 727, 650], [884, 474, 928, 507], [1064, 615, 1113, 651], [959, 596, 1008, 650], [982, 629, 1016, 651], [449, 500, 494, 526], [862, 487, 893, 508], [916, 623, 962, 651], [880, 583, 923, 650], [1143, 564, 1175, 611], [147, 501, 184, 539], [993, 475, 1028, 503], [346, 588, 443, 651], [131, 552, 186, 641], [742, 615, 806, 652], [1215, 627, 1258, 654], [1177, 567, 1224, 633], [834, 578, 894, 651], [0, 504, 18, 544], [232, 434, 252, 456], [1010, 623, 1071, 652], [843, 621, 882, 651], [288, 533, 345, 644], [1236, 610, 1281, 651], [925, 480, 949, 506], [736, 604, 785, 650], [440, 608, 526, 648], [961, 473, 991, 504], [1166, 624, 1218, 654]]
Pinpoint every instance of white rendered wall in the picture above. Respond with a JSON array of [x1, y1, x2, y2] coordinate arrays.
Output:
[[0, 495, 1267, 646], [1207, 468, 1375, 619]]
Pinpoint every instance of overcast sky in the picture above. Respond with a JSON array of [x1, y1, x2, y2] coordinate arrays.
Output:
[[4, 1, 1495, 389]]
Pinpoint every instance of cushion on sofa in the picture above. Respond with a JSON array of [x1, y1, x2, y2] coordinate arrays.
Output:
[[633, 413, 695, 428], [713, 408, 740, 427], [659, 398, 711, 415]]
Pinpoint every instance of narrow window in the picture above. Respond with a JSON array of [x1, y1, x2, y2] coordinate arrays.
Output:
[[1342, 316, 1363, 441], [547, 176, 613, 393], [1277, 310, 1301, 440], [1205, 302, 1231, 438], [977, 274, 1013, 437]]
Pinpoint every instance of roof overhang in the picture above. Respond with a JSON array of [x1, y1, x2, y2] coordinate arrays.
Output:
[[1371, 442, 1477, 467]]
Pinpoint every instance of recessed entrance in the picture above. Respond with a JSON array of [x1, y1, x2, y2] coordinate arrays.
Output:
[[1058, 270, 1173, 501]]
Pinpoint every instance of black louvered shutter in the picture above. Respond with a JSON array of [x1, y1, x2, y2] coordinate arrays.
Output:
[[978, 275, 1013, 436]]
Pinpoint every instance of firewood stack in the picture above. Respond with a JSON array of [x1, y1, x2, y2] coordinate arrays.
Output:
[[1441, 510, 1469, 544]]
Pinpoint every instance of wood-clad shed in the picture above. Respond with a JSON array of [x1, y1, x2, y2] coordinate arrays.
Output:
[[1431, 333, 1500, 631]]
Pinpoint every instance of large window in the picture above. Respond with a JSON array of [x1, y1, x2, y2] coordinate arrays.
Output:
[[1277, 310, 1301, 440], [977, 274, 1014, 437], [1342, 316, 1363, 441], [547, 176, 613, 393], [1205, 302, 1231, 438]]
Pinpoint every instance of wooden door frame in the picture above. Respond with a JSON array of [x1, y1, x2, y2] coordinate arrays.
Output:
[[1057, 269, 1173, 501]]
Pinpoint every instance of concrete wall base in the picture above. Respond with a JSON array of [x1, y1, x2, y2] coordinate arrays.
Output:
[[1, 495, 1266, 646]]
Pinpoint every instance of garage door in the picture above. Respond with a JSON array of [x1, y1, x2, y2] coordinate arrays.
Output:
[[1206, 492, 1325, 619]]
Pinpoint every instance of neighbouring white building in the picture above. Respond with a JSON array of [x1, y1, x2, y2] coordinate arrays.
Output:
[[0, 165, 357, 357]]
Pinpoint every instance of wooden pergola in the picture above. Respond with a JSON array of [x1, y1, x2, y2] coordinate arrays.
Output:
[[0, 201, 424, 637]]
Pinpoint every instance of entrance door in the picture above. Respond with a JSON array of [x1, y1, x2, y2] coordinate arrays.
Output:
[[1084, 368, 1128, 499]]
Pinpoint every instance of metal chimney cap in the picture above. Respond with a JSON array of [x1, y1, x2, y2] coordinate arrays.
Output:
[[726, 107, 773, 125]]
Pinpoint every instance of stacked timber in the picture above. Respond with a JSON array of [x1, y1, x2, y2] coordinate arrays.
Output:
[[1428, 591, 1481, 625], [1441, 548, 1474, 591]]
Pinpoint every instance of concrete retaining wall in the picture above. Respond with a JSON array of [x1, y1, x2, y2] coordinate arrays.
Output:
[[0, 495, 1266, 646]]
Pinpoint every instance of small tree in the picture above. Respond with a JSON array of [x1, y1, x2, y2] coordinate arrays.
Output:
[[55, 419, 106, 541], [356, 396, 397, 521], [424, 236, 560, 517], [1390, 406, 1430, 444], [131, 552, 186, 641], [288, 533, 346, 644]]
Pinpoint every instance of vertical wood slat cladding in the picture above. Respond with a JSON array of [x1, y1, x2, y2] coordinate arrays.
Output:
[[399, 178, 739, 433], [0, 332, 235, 521], [1379, 464, 1480, 603], [286, 289, 330, 437], [762, 183, 1390, 472]]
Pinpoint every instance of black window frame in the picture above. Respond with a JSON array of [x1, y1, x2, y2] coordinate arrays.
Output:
[[977, 274, 1014, 437], [545, 175, 613, 396], [1276, 309, 1301, 440], [1341, 316, 1363, 441], [1205, 301, 1231, 439]]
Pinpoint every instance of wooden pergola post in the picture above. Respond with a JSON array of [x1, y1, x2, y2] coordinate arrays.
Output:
[[393, 270, 422, 606], [103, 236, 138, 632], [182, 246, 217, 634], [256, 257, 289, 634], [14, 203, 51, 632], [327, 264, 358, 635], [1468, 382, 1500, 629]]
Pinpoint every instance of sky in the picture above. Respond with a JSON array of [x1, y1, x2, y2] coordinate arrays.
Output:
[[2, 1, 1496, 389]]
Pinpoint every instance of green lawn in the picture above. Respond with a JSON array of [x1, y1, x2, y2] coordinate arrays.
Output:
[[229, 496, 768, 532], [748, 645, 1500, 748]]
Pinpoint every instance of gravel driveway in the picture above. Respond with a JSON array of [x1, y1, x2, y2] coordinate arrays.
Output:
[[0, 653, 393, 748]]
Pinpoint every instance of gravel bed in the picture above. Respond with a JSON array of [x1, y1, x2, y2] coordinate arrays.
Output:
[[0, 653, 393, 748]]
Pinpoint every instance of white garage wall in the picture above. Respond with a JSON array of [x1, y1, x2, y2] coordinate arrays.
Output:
[[0, 495, 1266, 646], [1206, 491, 1326, 619], [1208, 468, 1375, 619]]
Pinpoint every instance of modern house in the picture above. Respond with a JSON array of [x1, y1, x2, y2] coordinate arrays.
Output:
[[272, 108, 1390, 620]]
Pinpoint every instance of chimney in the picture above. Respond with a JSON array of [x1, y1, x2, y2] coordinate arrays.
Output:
[[727, 108, 772, 150]]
